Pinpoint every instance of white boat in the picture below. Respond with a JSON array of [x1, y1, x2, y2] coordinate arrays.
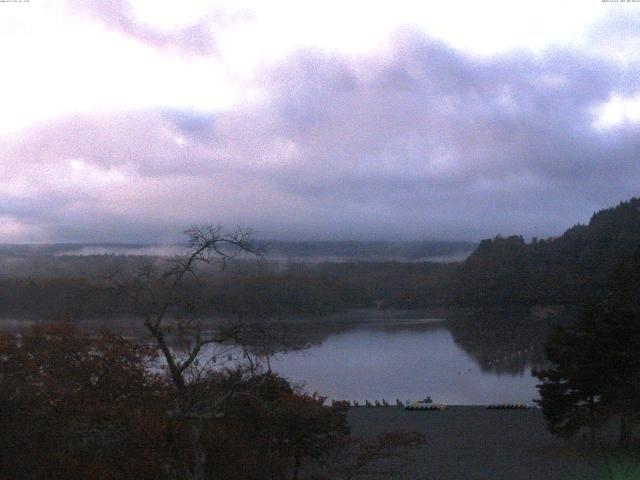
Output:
[[404, 397, 446, 410]]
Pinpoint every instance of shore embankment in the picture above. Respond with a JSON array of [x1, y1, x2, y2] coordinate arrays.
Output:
[[348, 406, 612, 480]]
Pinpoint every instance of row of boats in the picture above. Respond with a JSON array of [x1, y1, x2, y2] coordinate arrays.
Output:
[[350, 399, 402, 407], [486, 403, 530, 409], [350, 397, 446, 410], [343, 398, 530, 410]]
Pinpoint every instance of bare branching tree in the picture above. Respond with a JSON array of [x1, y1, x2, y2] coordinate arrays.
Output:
[[108, 225, 262, 480], [231, 319, 310, 375]]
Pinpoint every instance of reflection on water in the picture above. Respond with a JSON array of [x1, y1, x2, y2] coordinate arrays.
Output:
[[0, 308, 565, 405], [269, 309, 563, 405], [446, 310, 554, 376]]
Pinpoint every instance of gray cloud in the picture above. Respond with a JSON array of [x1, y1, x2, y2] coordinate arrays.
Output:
[[197, 30, 639, 239], [63, 0, 238, 55], [3, 26, 640, 242]]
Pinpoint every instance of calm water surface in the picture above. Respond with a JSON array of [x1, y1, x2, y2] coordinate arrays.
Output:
[[0, 312, 551, 406], [270, 320, 542, 405]]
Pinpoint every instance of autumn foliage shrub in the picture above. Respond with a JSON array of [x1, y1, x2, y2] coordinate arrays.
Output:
[[0, 323, 167, 479], [0, 324, 360, 480]]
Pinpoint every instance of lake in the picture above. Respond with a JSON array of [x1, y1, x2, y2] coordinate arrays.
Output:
[[266, 313, 551, 406], [0, 308, 556, 406]]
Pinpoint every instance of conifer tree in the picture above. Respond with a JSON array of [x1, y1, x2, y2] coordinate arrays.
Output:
[[535, 247, 640, 445]]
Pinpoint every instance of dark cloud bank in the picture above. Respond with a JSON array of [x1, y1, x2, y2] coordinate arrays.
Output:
[[4, 28, 640, 242]]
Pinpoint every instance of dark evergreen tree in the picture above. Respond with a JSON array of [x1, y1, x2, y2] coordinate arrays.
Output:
[[534, 305, 609, 444], [534, 247, 640, 445]]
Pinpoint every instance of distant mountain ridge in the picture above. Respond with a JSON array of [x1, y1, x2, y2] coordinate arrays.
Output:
[[453, 197, 640, 306], [0, 240, 476, 263], [259, 240, 476, 262]]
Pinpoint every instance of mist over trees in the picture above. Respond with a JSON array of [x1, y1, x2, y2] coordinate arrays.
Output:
[[0, 261, 457, 321], [0, 197, 638, 323]]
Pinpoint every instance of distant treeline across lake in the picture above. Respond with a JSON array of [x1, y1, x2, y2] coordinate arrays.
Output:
[[0, 197, 638, 321]]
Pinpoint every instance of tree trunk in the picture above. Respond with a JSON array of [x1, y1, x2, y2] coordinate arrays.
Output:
[[191, 418, 207, 480], [165, 413, 183, 470], [292, 453, 300, 480], [588, 397, 597, 447], [619, 413, 634, 446], [265, 350, 272, 373]]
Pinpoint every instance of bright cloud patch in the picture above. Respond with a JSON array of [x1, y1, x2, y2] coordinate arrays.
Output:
[[0, 3, 639, 242], [592, 92, 640, 130]]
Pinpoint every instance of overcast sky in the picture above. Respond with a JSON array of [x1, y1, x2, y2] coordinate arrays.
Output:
[[1, 0, 639, 242]]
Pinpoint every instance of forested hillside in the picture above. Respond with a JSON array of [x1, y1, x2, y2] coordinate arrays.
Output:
[[1, 199, 639, 321], [453, 197, 640, 306]]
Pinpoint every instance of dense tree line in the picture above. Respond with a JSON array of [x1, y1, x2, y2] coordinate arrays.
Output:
[[0, 262, 457, 321], [453, 197, 640, 306], [1, 197, 639, 323]]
